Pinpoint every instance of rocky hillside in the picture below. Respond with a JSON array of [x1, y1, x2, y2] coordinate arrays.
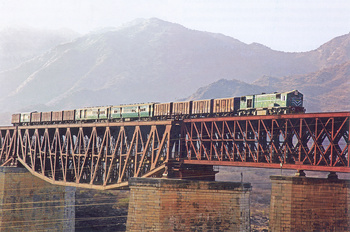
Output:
[[0, 18, 349, 125]]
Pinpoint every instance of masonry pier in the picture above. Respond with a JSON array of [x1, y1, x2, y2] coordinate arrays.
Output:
[[0, 167, 75, 231], [126, 178, 252, 232], [269, 175, 350, 232]]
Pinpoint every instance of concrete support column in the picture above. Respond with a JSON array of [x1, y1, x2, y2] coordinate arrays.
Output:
[[126, 178, 252, 232], [0, 167, 75, 231], [269, 176, 350, 232]]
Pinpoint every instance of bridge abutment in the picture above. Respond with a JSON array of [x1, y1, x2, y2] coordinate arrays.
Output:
[[126, 178, 251, 232], [0, 167, 75, 231], [269, 175, 350, 232]]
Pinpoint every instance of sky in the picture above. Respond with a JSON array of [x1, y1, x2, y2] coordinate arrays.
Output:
[[1, 0, 350, 52]]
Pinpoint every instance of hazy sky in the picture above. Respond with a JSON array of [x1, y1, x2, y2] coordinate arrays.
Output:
[[1, 0, 350, 52]]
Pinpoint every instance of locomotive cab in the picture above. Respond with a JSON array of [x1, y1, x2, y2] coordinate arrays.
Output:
[[285, 90, 305, 113]]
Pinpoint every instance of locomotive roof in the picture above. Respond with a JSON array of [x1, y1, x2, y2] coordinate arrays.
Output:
[[241, 90, 301, 97]]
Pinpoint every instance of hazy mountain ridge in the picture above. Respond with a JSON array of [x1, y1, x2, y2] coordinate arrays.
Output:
[[0, 18, 349, 125], [0, 27, 79, 72], [187, 61, 350, 113]]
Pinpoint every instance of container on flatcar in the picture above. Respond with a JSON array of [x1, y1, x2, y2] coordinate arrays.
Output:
[[52, 111, 63, 122], [20, 112, 31, 124], [172, 101, 192, 118], [120, 104, 139, 119], [213, 97, 240, 115], [112, 103, 155, 120], [154, 103, 172, 118], [110, 106, 122, 119], [63, 110, 75, 121], [98, 106, 110, 120], [139, 103, 154, 118], [192, 99, 212, 115], [41, 112, 52, 122], [11, 114, 21, 125], [75, 106, 110, 121], [31, 112, 41, 123], [75, 107, 99, 121]]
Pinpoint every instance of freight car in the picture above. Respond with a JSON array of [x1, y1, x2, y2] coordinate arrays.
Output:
[[11, 90, 304, 126]]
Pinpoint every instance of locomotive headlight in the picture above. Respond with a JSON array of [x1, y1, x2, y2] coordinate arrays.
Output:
[[294, 90, 298, 95]]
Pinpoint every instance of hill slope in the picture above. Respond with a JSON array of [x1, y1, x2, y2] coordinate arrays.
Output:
[[1, 18, 350, 124]]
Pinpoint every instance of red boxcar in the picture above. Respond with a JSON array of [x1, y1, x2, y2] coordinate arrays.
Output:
[[172, 101, 192, 118], [213, 97, 240, 115], [63, 110, 75, 121], [154, 103, 172, 118], [11, 114, 21, 125], [52, 111, 63, 122], [192, 99, 213, 115], [31, 112, 41, 123], [41, 112, 52, 122]]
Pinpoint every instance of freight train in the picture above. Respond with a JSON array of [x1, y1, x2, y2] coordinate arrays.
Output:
[[11, 90, 305, 126]]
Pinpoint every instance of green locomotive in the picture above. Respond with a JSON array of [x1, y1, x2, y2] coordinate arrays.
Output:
[[239, 90, 304, 115]]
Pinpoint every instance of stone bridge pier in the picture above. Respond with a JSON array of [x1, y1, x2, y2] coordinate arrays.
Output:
[[0, 167, 75, 231], [269, 175, 350, 232], [126, 178, 252, 232]]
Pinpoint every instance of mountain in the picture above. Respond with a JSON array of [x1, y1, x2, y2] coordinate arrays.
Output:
[[186, 61, 350, 113], [0, 18, 349, 125], [185, 79, 274, 101], [0, 27, 79, 72]]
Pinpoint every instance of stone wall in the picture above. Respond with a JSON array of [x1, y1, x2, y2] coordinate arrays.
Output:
[[126, 178, 251, 232], [0, 167, 75, 231], [269, 176, 350, 232]]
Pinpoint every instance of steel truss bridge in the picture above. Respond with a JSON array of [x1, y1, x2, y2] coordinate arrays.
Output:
[[0, 112, 349, 190]]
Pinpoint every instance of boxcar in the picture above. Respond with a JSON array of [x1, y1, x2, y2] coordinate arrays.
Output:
[[192, 99, 212, 116], [31, 112, 41, 123], [11, 114, 21, 125], [154, 103, 172, 119], [52, 111, 63, 122], [213, 97, 240, 115], [41, 112, 52, 122], [63, 110, 75, 121], [172, 101, 192, 118]]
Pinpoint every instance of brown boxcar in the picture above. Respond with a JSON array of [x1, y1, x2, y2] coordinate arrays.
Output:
[[52, 111, 63, 122], [63, 110, 75, 121], [172, 101, 192, 117], [154, 103, 172, 118], [31, 112, 41, 123], [11, 114, 21, 125], [213, 97, 240, 115], [41, 112, 52, 122], [192, 99, 213, 115]]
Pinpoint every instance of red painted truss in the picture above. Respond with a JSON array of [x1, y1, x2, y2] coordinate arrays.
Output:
[[0, 121, 177, 189], [180, 112, 350, 173], [0, 112, 349, 189]]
